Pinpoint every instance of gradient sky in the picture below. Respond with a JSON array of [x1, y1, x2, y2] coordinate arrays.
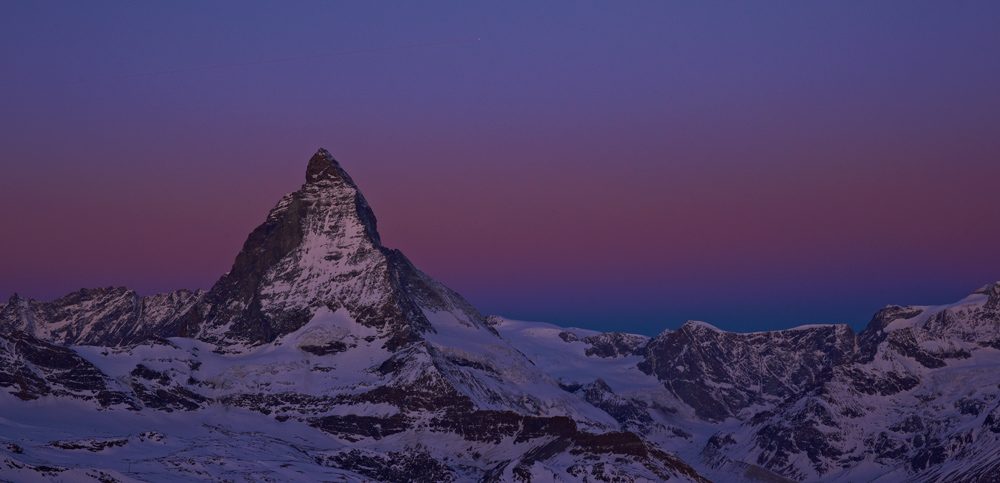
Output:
[[2, 2, 999, 335]]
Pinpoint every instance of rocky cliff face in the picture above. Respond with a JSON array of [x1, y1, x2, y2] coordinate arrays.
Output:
[[188, 149, 490, 350], [639, 322, 856, 422], [2, 149, 1000, 483], [699, 283, 1000, 482]]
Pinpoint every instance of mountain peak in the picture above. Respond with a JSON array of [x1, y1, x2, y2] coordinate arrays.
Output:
[[301, 148, 379, 244], [183, 149, 491, 348], [305, 147, 349, 185]]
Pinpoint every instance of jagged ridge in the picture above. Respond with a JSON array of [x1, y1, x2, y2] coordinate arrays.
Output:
[[3, 148, 1000, 482]]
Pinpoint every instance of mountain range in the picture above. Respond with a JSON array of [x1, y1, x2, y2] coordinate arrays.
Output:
[[2, 149, 999, 482]]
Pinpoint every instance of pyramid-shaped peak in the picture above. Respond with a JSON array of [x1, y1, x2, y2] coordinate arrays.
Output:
[[188, 148, 500, 348], [306, 148, 355, 185]]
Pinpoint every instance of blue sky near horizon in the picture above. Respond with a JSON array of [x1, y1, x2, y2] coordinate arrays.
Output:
[[2, 2, 999, 335]]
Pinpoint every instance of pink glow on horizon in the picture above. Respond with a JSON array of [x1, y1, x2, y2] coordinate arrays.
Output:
[[2, 3, 999, 333]]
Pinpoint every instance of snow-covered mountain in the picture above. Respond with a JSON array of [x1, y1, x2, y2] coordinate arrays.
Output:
[[2, 149, 999, 482]]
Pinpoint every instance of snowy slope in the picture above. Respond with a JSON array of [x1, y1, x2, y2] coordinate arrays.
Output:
[[3, 148, 1000, 482]]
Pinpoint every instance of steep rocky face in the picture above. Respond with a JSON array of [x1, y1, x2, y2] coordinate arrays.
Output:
[[704, 282, 1000, 482], [189, 149, 488, 349], [852, 285, 999, 373], [0, 288, 202, 347], [855, 305, 927, 363], [923, 282, 1000, 346], [639, 321, 857, 422]]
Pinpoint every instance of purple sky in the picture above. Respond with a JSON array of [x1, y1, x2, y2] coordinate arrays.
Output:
[[2, 2, 999, 335]]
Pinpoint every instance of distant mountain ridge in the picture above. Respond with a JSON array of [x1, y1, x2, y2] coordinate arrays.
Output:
[[2, 149, 999, 482]]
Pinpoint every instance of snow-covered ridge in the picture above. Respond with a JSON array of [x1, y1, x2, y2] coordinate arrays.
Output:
[[2, 149, 1000, 482], [0, 287, 203, 347]]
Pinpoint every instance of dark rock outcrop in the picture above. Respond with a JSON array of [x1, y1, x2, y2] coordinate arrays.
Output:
[[0, 331, 135, 407], [639, 322, 855, 422]]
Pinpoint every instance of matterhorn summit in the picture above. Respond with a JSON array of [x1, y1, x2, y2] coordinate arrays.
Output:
[[192, 148, 492, 350]]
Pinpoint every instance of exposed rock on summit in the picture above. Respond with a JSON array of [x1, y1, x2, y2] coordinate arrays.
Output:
[[190, 148, 491, 349]]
